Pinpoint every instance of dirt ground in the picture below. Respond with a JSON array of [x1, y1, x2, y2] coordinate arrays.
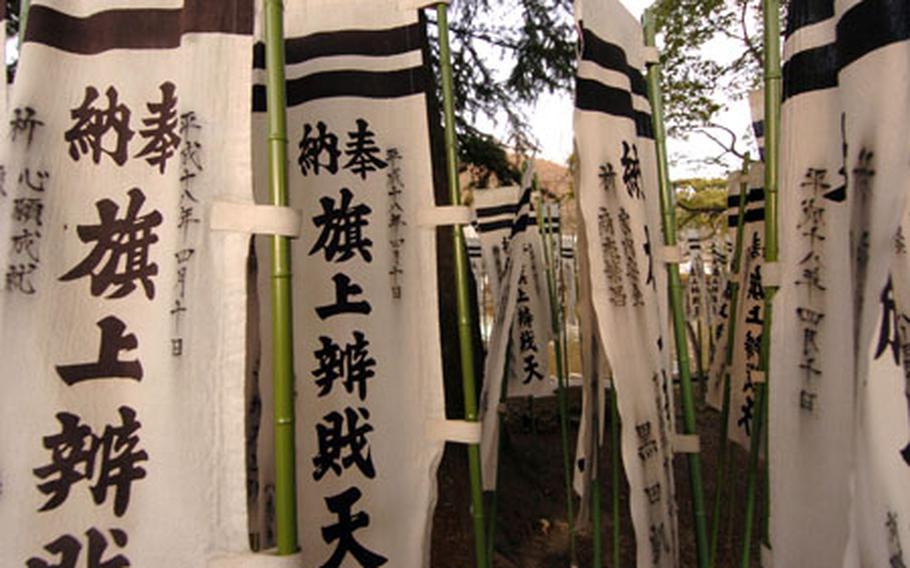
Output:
[[430, 387, 763, 567]]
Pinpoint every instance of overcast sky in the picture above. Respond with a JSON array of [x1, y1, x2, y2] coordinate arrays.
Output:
[[491, 0, 755, 180]]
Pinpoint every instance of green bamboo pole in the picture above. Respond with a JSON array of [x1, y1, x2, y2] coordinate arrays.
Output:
[[709, 156, 751, 568], [435, 5, 488, 567], [643, 11, 710, 568], [263, 0, 298, 555], [741, 1, 780, 565], [18, 0, 30, 51], [536, 186, 578, 566], [610, 384, 621, 567]]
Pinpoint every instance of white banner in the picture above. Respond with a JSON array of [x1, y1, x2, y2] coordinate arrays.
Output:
[[771, 1, 910, 565], [0, 1, 256, 566], [250, 3, 446, 565], [574, 0, 678, 564], [473, 183, 554, 401]]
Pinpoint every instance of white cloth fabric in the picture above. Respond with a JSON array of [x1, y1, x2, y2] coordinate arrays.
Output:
[[574, 0, 678, 564], [771, 1, 910, 565], [249, 3, 446, 565], [0, 1, 255, 565]]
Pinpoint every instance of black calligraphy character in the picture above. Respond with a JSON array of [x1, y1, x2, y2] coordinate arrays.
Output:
[[179, 111, 202, 170], [320, 487, 388, 568], [19, 168, 49, 193], [10, 106, 44, 147], [136, 82, 180, 173], [825, 113, 848, 202], [59, 187, 162, 300], [65, 86, 134, 166], [12, 228, 42, 261], [519, 330, 537, 352], [312, 331, 376, 400], [56, 316, 143, 385], [620, 141, 643, 199], [91, 407, 148, 517], [28, 528, 130, 568], [313, 407, 375, 480], [747, 264, 764, 301], [746, 306, 765, 325], [316, 274, 372, 320], [599, 162, 616, 192], [744, 330, 762, 361], [517, 305, 533, 328], [6, 262, 37, 294], [738, 396, 754, 434], [748, 232, 762, 260], [643, 226, 655, 287], [799, 389, 817, 412], [33, 412, 97, 512], [13, 197, 44, 226], [649, 523, 670, 564], [875, 278, 901, 365], [343, 118, 388, 180], [522, 354, 544, 384], [299, 121, 341, 176], [310, 188, 373, 263], [26, 533, 80, 568]]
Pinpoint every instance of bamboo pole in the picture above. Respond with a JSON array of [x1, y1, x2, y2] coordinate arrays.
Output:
[[741, 0, 780, 565], [592, 403, 604, 567], [536, 186, 578, 566], [643, 11, 710, 568], [18, 0, 30, 50], [263, 0, 298, 555], [709, 155, 751, 568], [435, 5, 488, 567]]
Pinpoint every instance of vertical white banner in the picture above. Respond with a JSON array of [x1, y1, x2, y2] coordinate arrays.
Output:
[[771, 1, 910, 565], [250, 3, 446, 565], [574, 0, 678, 564], [0, 1, 256, 566]]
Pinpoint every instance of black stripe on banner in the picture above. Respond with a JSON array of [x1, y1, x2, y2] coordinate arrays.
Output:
[[253, 66, 426, 111], [575, 78, 654, 139], [477, 219, 514, 233], [25, 0, 253, 54], [253, 22, 423, 69], [783, 43, 837, 100], [785, 0, 834, 38], [475, 203, 519, 218], [580, 27, 648, 97], [727, 208, 766, 227], [837, 0, 910, 71], [784, 0, 910, 101], [727, 188, 765, 208]]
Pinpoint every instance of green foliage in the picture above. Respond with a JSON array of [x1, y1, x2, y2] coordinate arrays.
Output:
[[428, 0, 575, 173], [650, 0, 785, 164], [673, 176, 728, 236]]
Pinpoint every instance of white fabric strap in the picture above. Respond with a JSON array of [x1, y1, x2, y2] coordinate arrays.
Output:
[[656, 245, 684, 264], [418, 205, 471, 227], [210, 202, 301, 237], [209, 552, 305, 568], [763, 261, 782, 288], [752, 370, 767, 384], [729, 269, 742, 286], [427, 419, 482, 444], [642, 46, 660, 65], [672, 433, 701, 454]]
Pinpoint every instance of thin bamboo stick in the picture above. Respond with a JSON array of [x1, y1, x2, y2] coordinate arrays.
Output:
[[741, 1, 780, 565], [435, 5, 488, 567], [709, 156, 751, 568], [263, 0, 298, 555], [643, 11, 710, 568]]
